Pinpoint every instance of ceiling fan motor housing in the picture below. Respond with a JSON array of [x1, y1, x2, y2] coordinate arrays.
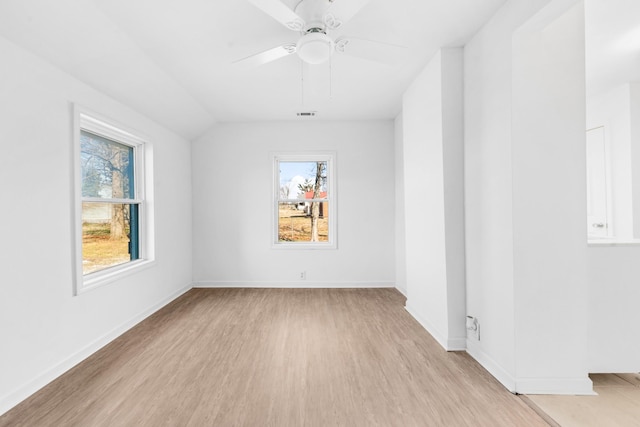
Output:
[[294, 0, 332, 33]]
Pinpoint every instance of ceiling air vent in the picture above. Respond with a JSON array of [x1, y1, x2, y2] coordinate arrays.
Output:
[[296, 111, 317, 117]]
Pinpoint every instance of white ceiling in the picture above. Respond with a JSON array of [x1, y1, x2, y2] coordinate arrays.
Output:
[[0, 0, 506, 139]]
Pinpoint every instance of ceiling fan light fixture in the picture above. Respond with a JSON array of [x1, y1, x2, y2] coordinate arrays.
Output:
[[296, 32, 334, 64]]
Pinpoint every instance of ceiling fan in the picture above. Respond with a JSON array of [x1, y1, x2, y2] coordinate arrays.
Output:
[[236, 0, 406, 68]]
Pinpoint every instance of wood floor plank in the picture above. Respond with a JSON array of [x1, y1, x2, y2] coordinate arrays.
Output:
[[526, 374, 640, 427], [0, 289, 549, 426]]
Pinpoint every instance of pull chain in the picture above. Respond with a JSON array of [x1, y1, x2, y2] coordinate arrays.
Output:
[[329, 51, 333, 99], [301, 60, 305, 106]]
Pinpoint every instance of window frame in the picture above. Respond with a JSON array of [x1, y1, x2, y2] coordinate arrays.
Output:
[[272, 152, 337, 249], [73, 106, 154, 295]]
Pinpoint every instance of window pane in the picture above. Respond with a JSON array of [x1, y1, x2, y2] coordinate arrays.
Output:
[[82, 202, 139, 274], [279, 161, 327, 200], [81, 130, 134, 199], [278, 201, 329, 242]]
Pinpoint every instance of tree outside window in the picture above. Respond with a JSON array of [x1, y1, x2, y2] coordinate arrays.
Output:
[[274, 154, 335, 248], [80, 130, 141, 274]]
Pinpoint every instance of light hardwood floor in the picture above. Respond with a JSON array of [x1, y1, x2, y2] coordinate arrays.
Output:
[[1, 288, 549, 426], [526, 373, 640, 426]]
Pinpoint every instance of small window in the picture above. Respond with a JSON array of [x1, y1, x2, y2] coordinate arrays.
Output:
[[74, 108, 152, 293], [274, 153, 336, 248]]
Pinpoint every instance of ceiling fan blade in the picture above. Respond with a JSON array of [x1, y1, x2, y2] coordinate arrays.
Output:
[[334, 37, 407, 65], [247, 0, 305, 31], [323, 0, 371, 29], [234, 44, 297, 68]]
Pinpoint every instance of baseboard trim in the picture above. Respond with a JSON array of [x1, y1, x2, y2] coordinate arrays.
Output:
[[0, 284, 193, 417], [193, 281, 395, 289], [404, 304, 466, 352], [466, 339, 517, 392], [465, 340, 595, 395], [447, 337, 467, 351], [395, 286, 407, 297]]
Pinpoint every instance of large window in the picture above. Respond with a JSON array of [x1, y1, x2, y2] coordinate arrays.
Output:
[[74, 108, 151, 293], [274, 153, 336, 248]]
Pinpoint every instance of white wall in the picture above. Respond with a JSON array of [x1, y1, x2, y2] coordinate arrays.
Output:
[[191, 120, 395, 287], [511, 1, 589, 393], [465, 0, 593, 394], [441, 49, 467, 347], [464, 0, 548, 387], [588, 247, 640, 372], [587, 85, 640, 373], [401, 48, 466, 351], [394, 113, 407, 296], [631, 83, 640, 235], [587, 85, 634, 238], [0, 36, 193, 414]]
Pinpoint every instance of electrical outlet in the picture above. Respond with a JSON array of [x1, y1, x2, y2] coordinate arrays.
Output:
[[299, 271, 306, 280]]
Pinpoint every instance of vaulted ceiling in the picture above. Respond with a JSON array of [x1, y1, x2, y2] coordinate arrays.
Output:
[[0, 0, 507, 139]]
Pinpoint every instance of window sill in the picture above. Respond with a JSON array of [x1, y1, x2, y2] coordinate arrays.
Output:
[[272, 242, 337, 250], [77, 259, 155, 295]]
